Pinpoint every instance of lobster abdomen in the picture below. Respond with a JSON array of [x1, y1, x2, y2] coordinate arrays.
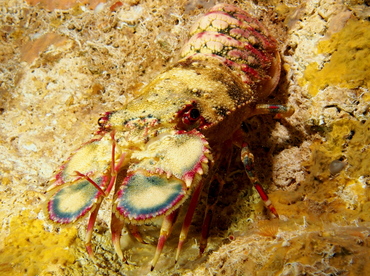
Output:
[[103, 4, 280, 146]]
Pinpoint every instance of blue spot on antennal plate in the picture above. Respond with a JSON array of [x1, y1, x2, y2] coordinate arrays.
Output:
[[48, 179, 101, 224], [115, 172, 186, 221]]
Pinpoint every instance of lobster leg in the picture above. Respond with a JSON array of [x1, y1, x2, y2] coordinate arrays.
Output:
[[85, 131, 128, 258], [71, 172, 106, 256], [175, 180, 205, 263], [196, 103, 292, 256], [233, 103, 294, 216], [196, 143, 233, 256], [241, 142, 279, 218], [199, 176, 225, 255], [128, 224, 146, 244], [251, 104, 294, 119], [150, 209, 180, 270], [85, 201, 103, 256], [111, 212, 126, 262]]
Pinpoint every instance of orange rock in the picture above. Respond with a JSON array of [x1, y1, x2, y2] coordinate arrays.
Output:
[[20, 33, 68, 64]]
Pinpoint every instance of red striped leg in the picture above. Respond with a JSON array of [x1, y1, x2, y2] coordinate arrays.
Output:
[[251, 104, 294, 119], [150, 209, 180, 271], [175, 180, 204, 263], [111, 212, 126, 262], [241, 142, 279, 218], [85, 201, 103, 256]]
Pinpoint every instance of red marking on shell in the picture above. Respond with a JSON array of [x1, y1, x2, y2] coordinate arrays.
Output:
[[243, 43, 270, 64], [181, 3, 279, 89], [240, 64, 260, 79]]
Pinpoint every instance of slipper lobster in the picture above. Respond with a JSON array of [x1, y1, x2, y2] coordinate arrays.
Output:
[[44, 3, 293, 270]]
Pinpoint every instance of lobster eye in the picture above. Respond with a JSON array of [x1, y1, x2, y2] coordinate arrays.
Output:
[[97, 112, 112, 131], [182, 108, 201, 125], [189, 108, 200, 120], [98, 117, 107, 127]]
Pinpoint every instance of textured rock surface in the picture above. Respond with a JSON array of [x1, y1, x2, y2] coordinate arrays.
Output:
[[0, 0, 369, 275]]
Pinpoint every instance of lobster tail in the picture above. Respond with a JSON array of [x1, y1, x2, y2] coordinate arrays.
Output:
[[181, 3, 280, 97]]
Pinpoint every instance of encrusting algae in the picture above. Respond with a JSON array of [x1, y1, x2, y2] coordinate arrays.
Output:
[[300, 18, 370, 96], [268, 117, 370, 223], [0, 210, 77, 276]]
